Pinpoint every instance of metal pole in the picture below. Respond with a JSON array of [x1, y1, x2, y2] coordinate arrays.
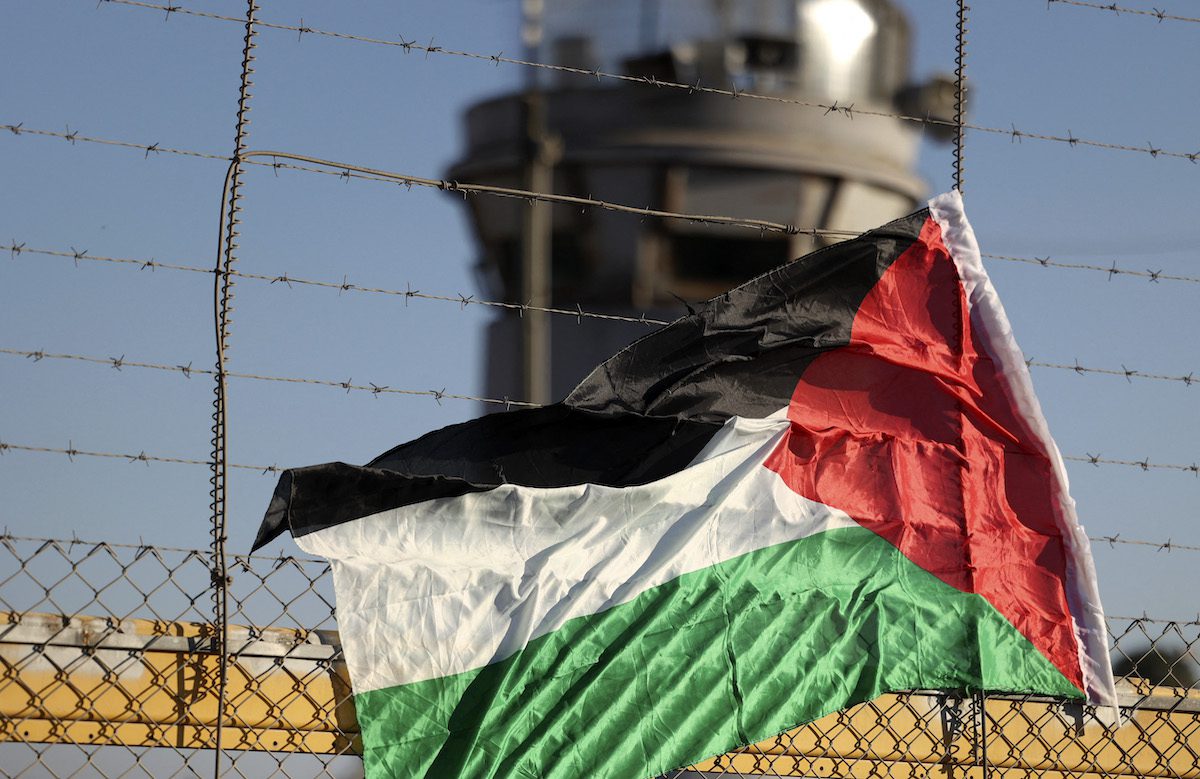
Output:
[[519, 0, 552, 405], [521, 91, 553, 406], [211, 1, 258, 774], [976, 689, 990, 779]]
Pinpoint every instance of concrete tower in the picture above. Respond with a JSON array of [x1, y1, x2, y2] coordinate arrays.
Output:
[[448, 0, 955, 404]]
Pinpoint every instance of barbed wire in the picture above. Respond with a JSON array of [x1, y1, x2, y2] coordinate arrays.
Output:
[[12, 232, 1199, 297], [0, 532, 327, 564], [1026, 358, 1195, 386], [0, 347, 537, 409], [92, 0, 1200, 166], [1048, 0, 1200, 24], [1064, 453, 1199, 475], [2, 438, 1199, 549], [1, 122, 229, 160], [3, 529, 1199, 580], [10, 124, 1200, 286], [7, 246, 667, 324], [8, 244, 1200, 385], [3, 244, 670, 325], [981, 252, 1200, 284], [0, 440, 279, 474], [1091, 534, 1200, 553], [1108, 613, 1200, 625], [8, 126, 1199, 286], [258, 156, 858, 239], [0, 123, 857, 240], [2, 347, 1196, 474], [10, 245, 1199, 384]]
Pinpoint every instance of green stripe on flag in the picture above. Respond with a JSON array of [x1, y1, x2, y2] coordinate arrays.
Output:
[[354, 525, 1081, 779]]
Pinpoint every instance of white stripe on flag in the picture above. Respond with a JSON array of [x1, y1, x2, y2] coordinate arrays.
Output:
[[296, 415, 857, 693]]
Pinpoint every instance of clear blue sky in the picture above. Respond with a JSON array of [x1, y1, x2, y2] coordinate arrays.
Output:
[[2, 0, 1197, 621]]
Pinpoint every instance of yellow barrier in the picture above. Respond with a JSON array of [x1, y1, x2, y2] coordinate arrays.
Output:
[[3, 611, 1197, 777]]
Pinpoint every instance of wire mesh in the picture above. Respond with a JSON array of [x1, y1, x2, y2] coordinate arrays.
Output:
[[2, 535, 1197, 778], [0, 535, 358, 778]]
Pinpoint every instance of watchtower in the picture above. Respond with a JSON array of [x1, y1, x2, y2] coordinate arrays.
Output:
[[448, 0, 955, 403]]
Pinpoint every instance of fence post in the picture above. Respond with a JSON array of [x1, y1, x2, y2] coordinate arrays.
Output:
[[210, 1, 260, 774]]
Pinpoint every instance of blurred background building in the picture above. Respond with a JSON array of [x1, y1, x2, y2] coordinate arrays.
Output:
[[449, 0, 957, 403]]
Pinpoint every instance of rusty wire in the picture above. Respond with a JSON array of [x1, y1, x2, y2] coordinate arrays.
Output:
[[92, 0, 1200, 166], [1048, 0, 1200, 24]]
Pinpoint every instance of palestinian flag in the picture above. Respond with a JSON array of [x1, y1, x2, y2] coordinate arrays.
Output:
[[254, 192, 1117, 779]]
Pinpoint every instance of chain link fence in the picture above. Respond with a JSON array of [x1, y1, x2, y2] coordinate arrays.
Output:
[[2, 534, 1197, 778]]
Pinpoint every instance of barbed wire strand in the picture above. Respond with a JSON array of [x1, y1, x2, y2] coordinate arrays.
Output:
[[4, 308, 1195, 390], [0, 531, 328, 564], [8, 125, 1200, 285], [1107, 614, 1200, 625], [9, 126, 1199, 285], [1092, 535, 1200, 553], [1024, 359, 1195, 387], [0, 347, 1194, 472], [3, 245, 670, 325], [11, 236, 1199, 291], [0, 347, 538, 408], [980, 252, 1200, 284], [250, 156, 862, 239], [1, 123, 228, 160], [0, 124, 857, 240], [8, 243, 1200, 384], [1, 441, 1198, 549], [4, 528, 1195, 564], [0, 441, 278, 474], [1048, 0, 1200, 25], [93, 0, 1200, 166], [1064, 453, 1199, 475]]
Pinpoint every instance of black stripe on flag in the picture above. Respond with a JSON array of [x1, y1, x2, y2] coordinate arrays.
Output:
[[252, 208, 927, 550]]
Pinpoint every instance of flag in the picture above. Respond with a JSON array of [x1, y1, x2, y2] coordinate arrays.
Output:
[[254, 191, 1117, 779]]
